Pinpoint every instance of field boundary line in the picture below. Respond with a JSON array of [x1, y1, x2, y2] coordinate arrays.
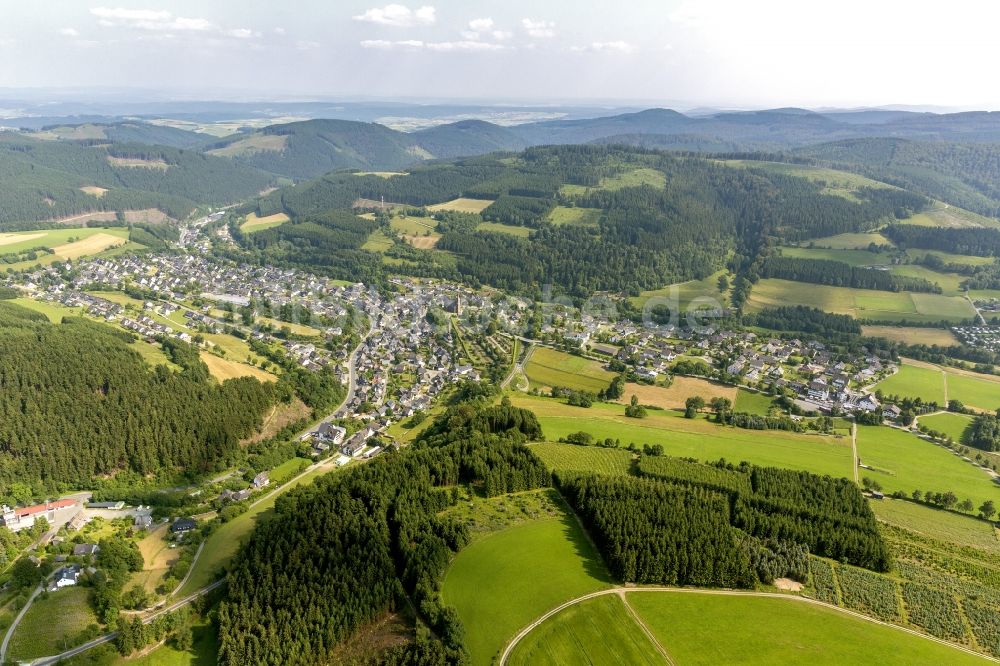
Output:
[[617, 590, 675, 665]]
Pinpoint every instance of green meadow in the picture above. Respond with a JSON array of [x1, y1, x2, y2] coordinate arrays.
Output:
[[876, 363, 946, 404], [870, 499, 999, 552], [441, 506, 613, 665], [918, 412, 973, 441], [522, 347, 615, 393], [627, 592, 989, 666], [507, 594, 662, 666], [855, 425, 1000, 509], [511, 394, 854, 479]]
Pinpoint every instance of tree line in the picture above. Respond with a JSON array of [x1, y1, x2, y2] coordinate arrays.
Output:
[[761, 256, 941, 293]]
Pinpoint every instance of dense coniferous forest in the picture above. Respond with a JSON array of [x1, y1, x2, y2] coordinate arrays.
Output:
[[883, 224, 1000, 257], [762, 255, 942, 292], [0, 302, 275, 492], [217, 401, 548, 666], [558, 473, 757, 587], [748, 306, 863, 336], [636, 456, 891, 571]]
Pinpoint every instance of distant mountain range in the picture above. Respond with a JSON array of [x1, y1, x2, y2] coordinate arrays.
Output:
[[5, 105, 1000, 224]]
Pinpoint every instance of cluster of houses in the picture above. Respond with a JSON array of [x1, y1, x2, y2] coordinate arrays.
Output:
[[217, 472, 270, 505], [953, 324, 1000, 352], [0, 499, 79, 533]]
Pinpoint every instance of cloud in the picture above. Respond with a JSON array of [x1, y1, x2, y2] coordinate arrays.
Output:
[[492, 30, 512, 41], [522, 18, 555, 38], [90, 7, 171, 22], [89, 6, 257, 41], [273, 27, 286, 35], [360, 39, 505, 52], [353, 4, 436, 27], [468, 18, 494, 32], [296, 40, 321, 50], [572, 40, 636, 53], [59, 27, 80, 37]]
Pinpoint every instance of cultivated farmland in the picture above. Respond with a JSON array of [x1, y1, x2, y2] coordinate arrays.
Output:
[[614, 377, 738, 411], [240, 212, 290, 234], [870, 499, 999, 552], [529, 443, 635, 476]]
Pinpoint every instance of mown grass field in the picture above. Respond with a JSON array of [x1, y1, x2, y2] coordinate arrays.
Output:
[[389, 214, 438, 235], [507, 594, 662, 666], [361, 229, 394, 252], [724, 161, 891, 200], [529, 442, 634, 476], [511, 394, 853, 478], [523, 347, 615, 393], [474, 221, 531, 237], [870, 498, 999, 552], [802, 231, 894, 249], [130, 524, 176, 593], [856, 425, 1000, 509], [615, 377, 737, 411], [630, 269, 730, 311], [258, 315, 322, 337], [747, 278, 976, 323], [876, 362, 946, 403], [546, 206, 601, 226], [8, 587, 98, 661], [918, 412, 973, 441], [863, 326, 959, 347], [946, 371, 1000, 411], [627, 592, 989, 665], [239, 212, 289, 234], [0, 227, 134, 269], [426, 197, 493, 214], [9, 297, 82, 322], [734, 389, 777, 414], [441, 508, 613, 665], [902, 202, 1000, 229]]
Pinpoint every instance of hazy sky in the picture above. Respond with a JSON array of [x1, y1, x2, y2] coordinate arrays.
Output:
[[1, 0, 997, 108]]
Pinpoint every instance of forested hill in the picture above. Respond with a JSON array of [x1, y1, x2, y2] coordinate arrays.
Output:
[[0, 300, 275, 494], [201, 119, 429, 180], [239, 145, 926, 296], [191, 107, 1000, 182], [25, 121, 207, 148], [792, 138, 1000, 216], [0, 134, 273, 226]]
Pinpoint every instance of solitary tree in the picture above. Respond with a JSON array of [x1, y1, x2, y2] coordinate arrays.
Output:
[[980, 500, 997, 521]]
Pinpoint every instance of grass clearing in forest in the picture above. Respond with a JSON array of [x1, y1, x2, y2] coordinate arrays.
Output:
[[129, 524, 177, 593], [547, 206, 601, 226], [802, 231, 895, 249], [426, 197, 494, 214], [240, 212, 290, 234], [200, 352, 276, 383], [441, 505, 613, 665], [475, 221, 531, 237], [630, 270, 731, 311], [361, 229, 394, 252]]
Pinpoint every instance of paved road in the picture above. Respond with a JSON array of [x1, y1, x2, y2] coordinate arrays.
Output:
[[31, 580, 226, 666], [498, 587, 997, 665], [0, 583, 42, 663], [332, 320, 374, 419]]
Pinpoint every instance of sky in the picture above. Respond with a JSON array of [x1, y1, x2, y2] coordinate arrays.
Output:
[[0, 0, 997, 109]]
